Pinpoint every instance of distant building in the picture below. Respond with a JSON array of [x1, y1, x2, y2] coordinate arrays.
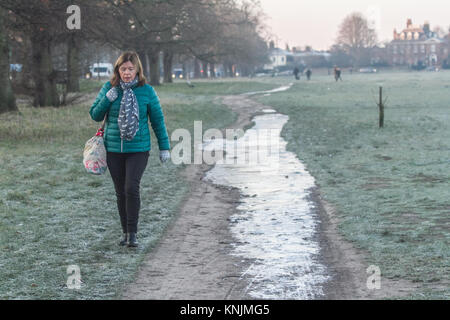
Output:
[[387, 19, 449, 67], [264, 48, 288, 70], [289, 50, 331, 60], [264, 48, 330, 70]]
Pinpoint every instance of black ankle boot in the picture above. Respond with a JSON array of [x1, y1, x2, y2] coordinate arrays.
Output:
[[119, 233, 128, 246], [128, 232, 138, 247]]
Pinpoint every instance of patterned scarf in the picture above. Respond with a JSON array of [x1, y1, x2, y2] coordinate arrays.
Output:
[[118, 77, 139, 141]]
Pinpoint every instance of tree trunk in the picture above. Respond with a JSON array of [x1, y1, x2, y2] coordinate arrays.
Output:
[[31, 30, 59, 107], [163, 50, 173, 83], [148, 49, 160, 86], [209, 63, 216, 78], [227, 63, 234, 77], [224, 63, 230, 77], [0, 9, 17, 114], [137, 50, 150, 80], [182, 61, 188, 79], [202, 61, 208, 78], [144, 52, 151, 80], [194, 58, 201, 78], [67, 33, 80, 92]]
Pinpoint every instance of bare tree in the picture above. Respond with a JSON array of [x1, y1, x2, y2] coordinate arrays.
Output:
[[0, 0, 75, 106], [182, 0, 268, 77], [0, 8, 17, 113], [330, 44, 353, 68], [336, 12, 378, 68]]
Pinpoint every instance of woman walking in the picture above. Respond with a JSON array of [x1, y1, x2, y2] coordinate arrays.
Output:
[[89, 51, 171, 248]]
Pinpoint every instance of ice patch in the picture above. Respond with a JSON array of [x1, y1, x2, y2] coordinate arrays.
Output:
[[204, 111, 329, 300]]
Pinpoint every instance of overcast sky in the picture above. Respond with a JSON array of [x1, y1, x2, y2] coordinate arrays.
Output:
[[258, 0, 450, 50]]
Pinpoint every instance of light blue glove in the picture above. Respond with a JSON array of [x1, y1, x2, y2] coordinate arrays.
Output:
[[159, 150, 171, 163], [106, 87, 118, 102]]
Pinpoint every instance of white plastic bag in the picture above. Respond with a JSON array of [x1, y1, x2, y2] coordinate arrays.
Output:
[[83, 129, 108, 175]]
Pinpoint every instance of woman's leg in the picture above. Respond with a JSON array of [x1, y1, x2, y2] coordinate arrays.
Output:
[[106, 152, 127, 233], [124, 151, 149, 233]]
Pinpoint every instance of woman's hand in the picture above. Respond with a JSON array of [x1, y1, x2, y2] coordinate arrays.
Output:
[[106, 87, 119, 102], [159, 150, 171, 163]]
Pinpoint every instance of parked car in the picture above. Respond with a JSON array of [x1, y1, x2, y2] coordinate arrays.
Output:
[[87, 63, 113, 79], [359, 68, 377, 73], [277, 70, 293, 76], [254, 72, 270, 77], [426, 66, 440, 72], [10, 64, 23, 72], [172, 68, 184, 79]]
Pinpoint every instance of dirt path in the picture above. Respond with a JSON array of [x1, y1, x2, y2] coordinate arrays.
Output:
[[121, 93, 419, 300], [120, 95, 264, 300], [121, 162, 254, 299]]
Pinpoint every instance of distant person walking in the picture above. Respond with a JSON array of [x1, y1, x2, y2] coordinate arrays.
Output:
[[293, 67, 300, 80], [306, 69, 312, 81], [89, 51, 171, 248], [334, 66, 342, 82]]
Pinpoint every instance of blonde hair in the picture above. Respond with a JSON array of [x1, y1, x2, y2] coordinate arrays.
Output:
[[111, 51, 146, 87]]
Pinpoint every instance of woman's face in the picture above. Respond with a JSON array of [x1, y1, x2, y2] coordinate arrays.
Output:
[[119, 61, 138, 83]]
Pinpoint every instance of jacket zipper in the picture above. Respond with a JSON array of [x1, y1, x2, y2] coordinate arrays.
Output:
[[121, 138, 123, 153]]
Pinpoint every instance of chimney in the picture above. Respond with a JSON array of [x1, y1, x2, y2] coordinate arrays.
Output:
[[423, 21, 430, 34], [393, 28, 397, 40], [407, 18, 413, 28]]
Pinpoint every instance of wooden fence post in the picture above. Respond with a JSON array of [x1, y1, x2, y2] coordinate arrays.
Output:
[[379, 86, 384, 128]]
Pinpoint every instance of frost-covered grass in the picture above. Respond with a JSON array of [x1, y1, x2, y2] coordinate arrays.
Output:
[[79, 78, 277, 96], [256, 71, 450, 300], [0, 79, 276, 299]]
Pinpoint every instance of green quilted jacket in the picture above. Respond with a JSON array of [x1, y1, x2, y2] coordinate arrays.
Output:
[[89, 81, 170, 153]]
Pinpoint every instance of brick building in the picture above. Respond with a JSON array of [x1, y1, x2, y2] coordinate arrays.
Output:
[[387, 19, 449, 67]]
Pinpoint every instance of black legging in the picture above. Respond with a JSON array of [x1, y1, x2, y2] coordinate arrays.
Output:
[[106, 151, 149, 233]]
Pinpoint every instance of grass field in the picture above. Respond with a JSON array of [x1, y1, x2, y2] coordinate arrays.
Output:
[[1, 73, 448, 300], [0, 79, 276, 299], [256, 71, 450, 299]]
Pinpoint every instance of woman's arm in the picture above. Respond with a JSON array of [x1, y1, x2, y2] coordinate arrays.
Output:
[[89, 82, 112, 122], [147, 86, 170, 151]]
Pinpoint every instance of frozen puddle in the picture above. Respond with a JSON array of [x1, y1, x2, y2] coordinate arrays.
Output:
[[241, 83, 294, 96], [262, 109, 277, 113], [203, 111, 330, 299]]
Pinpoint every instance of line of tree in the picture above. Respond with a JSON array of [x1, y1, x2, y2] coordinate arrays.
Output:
[[0, 0, 269, 112]]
